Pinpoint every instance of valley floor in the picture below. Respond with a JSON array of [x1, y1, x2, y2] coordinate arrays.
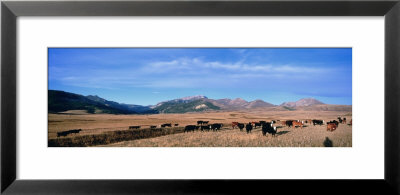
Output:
[[49, 109, 352, 147]]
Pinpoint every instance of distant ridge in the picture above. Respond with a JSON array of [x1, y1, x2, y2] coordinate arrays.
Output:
[[280, 98, 324, 107], [49, 90, 349, 114], [210, 98, 275, 110]]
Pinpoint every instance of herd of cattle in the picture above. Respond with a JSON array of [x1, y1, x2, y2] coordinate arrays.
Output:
[[56, 117, 351, 138]]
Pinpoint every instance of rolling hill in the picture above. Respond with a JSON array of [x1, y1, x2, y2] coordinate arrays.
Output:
[[48, 90, 138, 114], [49, 90, 157, 114]]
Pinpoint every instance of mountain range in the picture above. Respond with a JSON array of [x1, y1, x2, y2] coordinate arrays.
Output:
[[48, 90, 351, 114]]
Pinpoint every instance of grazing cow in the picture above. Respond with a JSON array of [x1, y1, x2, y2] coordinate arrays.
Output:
[[129, 126, 140, 129], [69, 129, 82, 134], [161, 123, 172, 128], [342, 118, 347, 124], [327, 123, 337, 131], [327, 120, 339, 126], [285, 120, 294, 127], [304, 119, 312, 124], [201, 125, 211, 131], [210, 123, 223, 131], [237, 123, 245, 131], [251, 122, 261, 128], [232, 122, 239, 129], [203, 121, 209, 125], [197, 121, 204, 125], [246, 123, 253, 134], [150, 126, 157, 129], [312, 120, 324, 126], [72, 129, 81, 134], [57, 131, 69, 137], [57, 129, 82, 137], [262, 123, 277, 137], [292, 120, 304, 128], [259, 121, 267, 125], [184, 125, 197, 133]]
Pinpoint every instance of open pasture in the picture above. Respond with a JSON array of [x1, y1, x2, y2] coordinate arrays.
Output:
[[48, 109, 352, 147]]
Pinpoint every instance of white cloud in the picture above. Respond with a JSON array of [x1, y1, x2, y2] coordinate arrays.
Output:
[[146, 57, 329, 74]]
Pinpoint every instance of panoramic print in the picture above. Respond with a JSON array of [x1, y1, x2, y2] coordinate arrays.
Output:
[[48, 48, 352, 147]]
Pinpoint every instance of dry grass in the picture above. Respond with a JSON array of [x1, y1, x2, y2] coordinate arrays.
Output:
[[103, 123, 351, 147], [48, 109, 352, 147]]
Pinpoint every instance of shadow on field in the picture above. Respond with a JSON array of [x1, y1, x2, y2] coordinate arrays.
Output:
[[323, 137, 333, 147], [276, 131, 290, 135]]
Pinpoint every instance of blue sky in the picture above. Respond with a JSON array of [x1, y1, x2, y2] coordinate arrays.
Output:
[[48, 48, 352, 106]]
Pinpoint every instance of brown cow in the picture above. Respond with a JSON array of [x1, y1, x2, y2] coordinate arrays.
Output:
[[232, 122, 239, 129], [292, 120, 304, 128], [327, 123, 337, 131]]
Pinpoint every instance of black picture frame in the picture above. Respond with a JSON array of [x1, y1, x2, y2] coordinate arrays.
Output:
[[1, 0, 399, 194]]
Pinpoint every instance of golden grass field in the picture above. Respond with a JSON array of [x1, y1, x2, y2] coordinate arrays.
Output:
[[48, 109, 352, 147]]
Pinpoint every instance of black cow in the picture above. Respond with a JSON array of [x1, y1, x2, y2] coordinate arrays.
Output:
[[285, 120, 293, 127], [161, 123, 172, 127], [262, 123, 277, 137], [150, 126, 157, 129], [210, 123, 223, 131], [57, 129, 82, 137], [57, 131, 69, 137], [69, 129, 82, 134], [254, 122, 262, 128], [312, 120, 324, 126], [197, 121, 204, 125], [129, 126, 141, 129], [203, 121, 209, 125], [259, 121, 267, 125], [246, 123, 253, 134], [237, 123, 245, 131], [201, 125, 211, 131], [174, 123, 179, 126], [184, 125, 197, 133]]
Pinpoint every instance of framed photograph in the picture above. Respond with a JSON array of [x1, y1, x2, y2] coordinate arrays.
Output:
[[2, 0, 399, 194]]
